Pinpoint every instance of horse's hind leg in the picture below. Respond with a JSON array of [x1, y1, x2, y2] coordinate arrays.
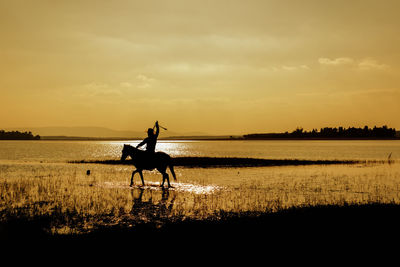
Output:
[[158, 166, 169, 188], [160, 175, 165, 188], [161, 172, 172, 188], [166, 173, 172, 188]]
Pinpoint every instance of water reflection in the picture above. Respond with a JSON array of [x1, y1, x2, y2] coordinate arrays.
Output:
[[130, 188, 176, 223]]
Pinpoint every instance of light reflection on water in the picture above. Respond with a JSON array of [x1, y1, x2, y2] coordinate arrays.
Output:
[[100, 181, 223, 195], [107, 140, 198, 158]]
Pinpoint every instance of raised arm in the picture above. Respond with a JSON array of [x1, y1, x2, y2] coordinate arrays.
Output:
[[154, 121, 160, 138], [136, 138, 147, 148]]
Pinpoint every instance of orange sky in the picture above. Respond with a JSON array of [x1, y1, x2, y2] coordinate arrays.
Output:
[[1, 0, 400, 135]]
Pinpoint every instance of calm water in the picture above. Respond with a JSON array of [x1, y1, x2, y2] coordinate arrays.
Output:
[[1, 140, 400, 234], [0, 139, 399, 162]]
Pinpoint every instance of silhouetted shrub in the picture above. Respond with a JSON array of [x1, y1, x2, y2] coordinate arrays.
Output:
[[0, 130, 40, 140], [244, 125, 397, 139]]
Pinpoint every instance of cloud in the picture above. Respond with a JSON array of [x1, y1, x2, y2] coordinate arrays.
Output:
[[281, 65, 310, 71], [83, 82, 109, 90], [80, 82, 122, 97], [267, 64, 310, 72], [157, 62, 236, 75], [136, 74, 155, 89], [318, 57, 354, 66], [318, 57, 389, 71], [358, 58, 389, 70], [119, 82, 132, 88]]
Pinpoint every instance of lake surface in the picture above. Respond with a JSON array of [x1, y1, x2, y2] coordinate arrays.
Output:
[[1, 140, 400, 234], [0, 139, 399, 162]]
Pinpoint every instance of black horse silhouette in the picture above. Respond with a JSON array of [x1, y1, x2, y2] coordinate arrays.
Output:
[[121, 144, 177, 188]]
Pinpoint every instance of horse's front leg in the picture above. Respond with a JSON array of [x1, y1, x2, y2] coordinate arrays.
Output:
[[138, 170, 145, 186], [130, 169, 138, 187]]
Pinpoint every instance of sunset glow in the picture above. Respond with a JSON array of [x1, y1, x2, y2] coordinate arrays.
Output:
[[1, 0, 400, 135]]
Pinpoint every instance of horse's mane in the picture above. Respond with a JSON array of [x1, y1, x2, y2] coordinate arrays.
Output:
[[124, 144, 145, 154], [125, 144, 135, 150]]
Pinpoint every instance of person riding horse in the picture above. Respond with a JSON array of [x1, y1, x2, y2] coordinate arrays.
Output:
[[136, 121, 159, 158], [122, 121, 175, 187]]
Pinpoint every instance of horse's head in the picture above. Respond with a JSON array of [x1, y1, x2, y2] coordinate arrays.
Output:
[[121, 144, 134, 161]]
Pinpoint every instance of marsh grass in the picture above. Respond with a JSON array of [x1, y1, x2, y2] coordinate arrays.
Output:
[[0, 163, 134, 234], [1, 160, 400, 236]]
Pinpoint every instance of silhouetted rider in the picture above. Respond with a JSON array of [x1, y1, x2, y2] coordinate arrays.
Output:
[[136, 121, 159, 153]]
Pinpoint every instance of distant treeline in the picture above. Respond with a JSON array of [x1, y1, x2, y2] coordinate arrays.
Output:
[[244, 126, 397, 139], [0, 130, 40, 140]]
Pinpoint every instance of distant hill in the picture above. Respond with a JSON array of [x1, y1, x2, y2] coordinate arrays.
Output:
[[6, 127, 145, 139], [5, 127, 209, 139]]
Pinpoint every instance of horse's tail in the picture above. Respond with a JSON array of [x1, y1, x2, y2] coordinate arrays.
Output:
[[169, 162, 177, 181]]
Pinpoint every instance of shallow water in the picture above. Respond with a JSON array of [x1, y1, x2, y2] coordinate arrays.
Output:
[[0, 140, 399, 234]]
